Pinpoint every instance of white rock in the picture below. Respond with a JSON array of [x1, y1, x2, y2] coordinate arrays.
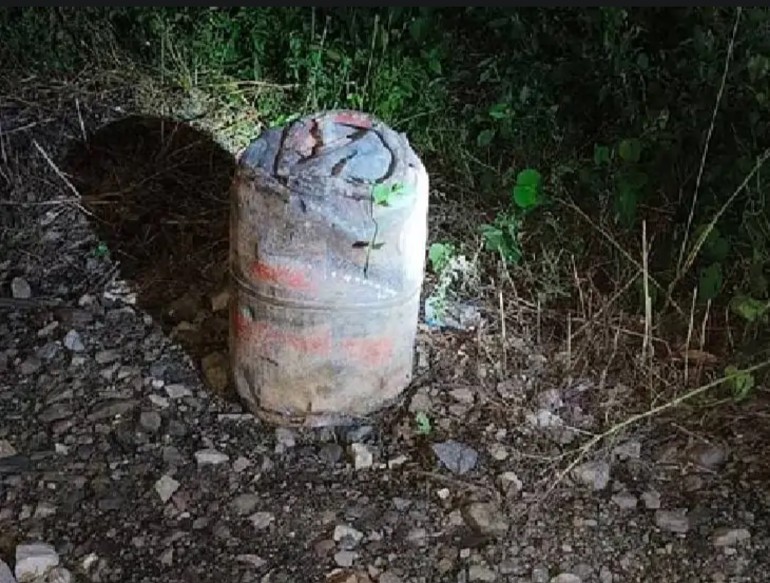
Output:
[[231, 493, 260, 516], [571, 461, 610, 491], [249, 511, 275, 530], [537, 388, 563, 409], [81, 553, 98, 572], [655, 509, 690, 534], [33, 502, 57, 519], [62, 330, 84, 352], [612, 440, 641, 461], [11, 277, 31, 299], [449, 387, 475, 404], [236, 554, 266, 568], [611, 491, 637, 510], [712, 528, 751, 547], [641, 490, 661, 510], [551, 575, 581, 583], [149, 394, 170, 409], [488, 443, 509, 461], [462, 502, 509, 537], [0, 559, 14, 583], [154, 475, 180, 503], [333, 550, 358, 568], [15, 542, 59, 581], [526, 408, 564, 428], [333, 524, 364, 545], [350, 443, 373, 470], [498, 471, 523, 494], [0, 440, 16, 459], [387, 455, 408, 469], [194, 449, 229, 466], [233, 456, 252, 472], [378, 572, 403, 583], [468, 564, 497, 582], [164, 384, 192, 399], [37, 321, 59, 338], [159, 548, 173, 566], [275, 427, 297, 450], [408, 390, 432, 413]]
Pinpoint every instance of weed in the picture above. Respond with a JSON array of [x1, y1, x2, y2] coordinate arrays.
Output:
[[481, 168, 545, 265]]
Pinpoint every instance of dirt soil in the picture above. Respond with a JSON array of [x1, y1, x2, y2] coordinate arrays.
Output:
[[2, 79, 770, 583]]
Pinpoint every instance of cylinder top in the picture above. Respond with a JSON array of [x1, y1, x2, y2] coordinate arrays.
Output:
[[239, 110, 419, 201]]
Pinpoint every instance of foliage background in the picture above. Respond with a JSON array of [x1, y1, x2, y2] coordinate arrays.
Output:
[[3, 7, 769, 368]]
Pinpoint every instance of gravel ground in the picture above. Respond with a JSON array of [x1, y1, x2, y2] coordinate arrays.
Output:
[[1, 81, 769, 583]]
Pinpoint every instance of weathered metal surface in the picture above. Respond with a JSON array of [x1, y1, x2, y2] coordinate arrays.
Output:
[[229, 110, 429, 426]]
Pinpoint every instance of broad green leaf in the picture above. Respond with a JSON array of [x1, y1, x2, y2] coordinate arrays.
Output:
[[618, 138, 642, 163], [513, 184, 539, 209], [482, 223, 521, 264], [594, 144, 611, 165], [636, 52, 649, 70], [372, 182, 412, 206], [698, 263, 723, 301], [516, 168, 542, 188], [477, 129, 496, 147], [512, 169, 543, 210], [724, 365, 755, 402], [730, 295, 770, 322], [372, 183, 392, 206], [488, 103, 509, 120], [428, 242, 454, 274]]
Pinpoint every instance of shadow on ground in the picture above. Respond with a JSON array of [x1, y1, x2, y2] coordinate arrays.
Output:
[[64, 115, 237, 397]]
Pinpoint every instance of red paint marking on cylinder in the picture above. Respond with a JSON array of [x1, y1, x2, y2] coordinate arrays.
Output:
[[251, 261, 315, 292], [341, 337, 394, 367], [333, 112, 372, 129]]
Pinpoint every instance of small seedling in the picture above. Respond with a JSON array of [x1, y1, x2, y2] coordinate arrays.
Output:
[[414, 411, 432, 435], [428, 242, 455, 274], [372, 181, 413, 207], [93, 242, 109, 258]]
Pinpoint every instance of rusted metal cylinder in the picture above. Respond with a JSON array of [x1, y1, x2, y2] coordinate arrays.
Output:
[[229, 110, 429, 426]]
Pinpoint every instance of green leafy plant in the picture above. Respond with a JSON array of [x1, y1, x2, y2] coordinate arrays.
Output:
[[481, 214, 522, 264], [93, 241, 109, 258], [372, 181, 413, 207], [723, 365, 756, 402], [414, 411, 432, 435], [730, 294, 770, 323], [481, 167, 544, 264], [512, 168, 544, 211], [428, 242, 455, 273]]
